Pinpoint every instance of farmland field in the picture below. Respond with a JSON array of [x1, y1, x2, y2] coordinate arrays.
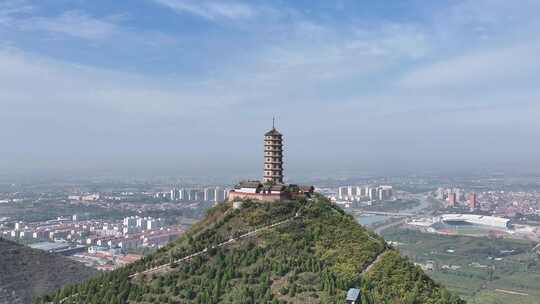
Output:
[[381, 227, 540, 304]]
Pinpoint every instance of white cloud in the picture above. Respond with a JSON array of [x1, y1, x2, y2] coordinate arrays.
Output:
[[350, 23, 429, 59], [18, 11, 120, 40], [442, 0, 540, 28], [0, 20, 428, 128], [396, 42, 540, 91], [0, 1, 123, 41], [2, 0, 538, 117], [2, 0, 540, 173], [0, 0, 34, 25], [152, 0, 258, 21], [0, 48, 203, 115], [1, 7, 178, 53]]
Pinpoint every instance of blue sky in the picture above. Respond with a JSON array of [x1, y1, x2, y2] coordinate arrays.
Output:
[[1, 0, 540, 179]]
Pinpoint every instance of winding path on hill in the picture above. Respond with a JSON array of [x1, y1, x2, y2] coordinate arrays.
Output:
[[50, 216, 298, 303], [360, 250, 389, 277], [132, 208, 389, 280], [48, 213, 299, 304], [53, 203, 390, 303], [130, 214, 299, 278]]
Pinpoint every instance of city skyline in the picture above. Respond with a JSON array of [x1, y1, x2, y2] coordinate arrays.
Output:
[[1, 0, 540, 177], [2, 2, 540, 303]]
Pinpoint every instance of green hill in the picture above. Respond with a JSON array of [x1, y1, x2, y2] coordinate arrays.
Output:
[[0, 238, 99, 304], [37, 195, 464, 304]]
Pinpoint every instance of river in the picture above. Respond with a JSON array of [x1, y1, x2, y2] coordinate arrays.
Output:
[[355, 194, 431, 226]]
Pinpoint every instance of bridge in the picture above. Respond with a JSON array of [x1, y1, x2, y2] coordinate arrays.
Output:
[[352, 211, 414, 217]]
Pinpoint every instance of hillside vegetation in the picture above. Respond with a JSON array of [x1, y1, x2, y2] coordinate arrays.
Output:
[[0, 238, 99, 304], [37, 195, 464, 304]]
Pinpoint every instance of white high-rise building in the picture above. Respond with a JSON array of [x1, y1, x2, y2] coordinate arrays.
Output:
[[377, 188, 385, 201], [136, 218, 148, 229], [180, 189, 188, 201], [337, 186, 347, 200], [379, 186, 393, 201], [223, 188, 231, 201], [368, 187, 377, 201], [170, 188, 180, 201], [214, 187, 227, 203], [356, 186, 364, 197], [146, 218, 162, 231], [123, 216, 137, 228], [204, 188, 215, 202], [347, 186, 358, 198], [188, 189, 198, 201], [436, 188, 445, 200]]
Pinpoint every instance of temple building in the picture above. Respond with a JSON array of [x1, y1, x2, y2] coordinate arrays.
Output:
[[228, 121, 314, 202]]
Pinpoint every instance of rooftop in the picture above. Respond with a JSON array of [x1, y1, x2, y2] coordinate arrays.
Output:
[[236, 181, 263, 189], [346, 288, 361, 301], [29, 242, 71, 252], [265, 128, 282, 136]]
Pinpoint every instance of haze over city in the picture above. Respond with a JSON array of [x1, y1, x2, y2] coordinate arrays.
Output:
[[2, 0, 540, 178], [4, 2, 540, 304]]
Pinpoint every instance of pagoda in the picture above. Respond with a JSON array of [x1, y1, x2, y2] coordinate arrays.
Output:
[[263, 118, 284, 184], [228, 119, 314, 202]]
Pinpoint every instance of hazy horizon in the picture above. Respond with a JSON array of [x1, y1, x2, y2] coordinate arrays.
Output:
[[2, 0, 540, 178]]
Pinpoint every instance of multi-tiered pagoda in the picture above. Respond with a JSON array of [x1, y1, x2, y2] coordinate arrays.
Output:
[[228, 120, 313, 202], [263, 120, 283, 184]]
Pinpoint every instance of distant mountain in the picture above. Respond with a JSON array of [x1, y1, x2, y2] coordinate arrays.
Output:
[[0, 238, 99, 304], [38, 195, 464, 303]]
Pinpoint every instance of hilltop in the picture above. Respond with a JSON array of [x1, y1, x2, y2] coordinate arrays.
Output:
[[37, 195, 464, 303], [0, 238, 99, 304]]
